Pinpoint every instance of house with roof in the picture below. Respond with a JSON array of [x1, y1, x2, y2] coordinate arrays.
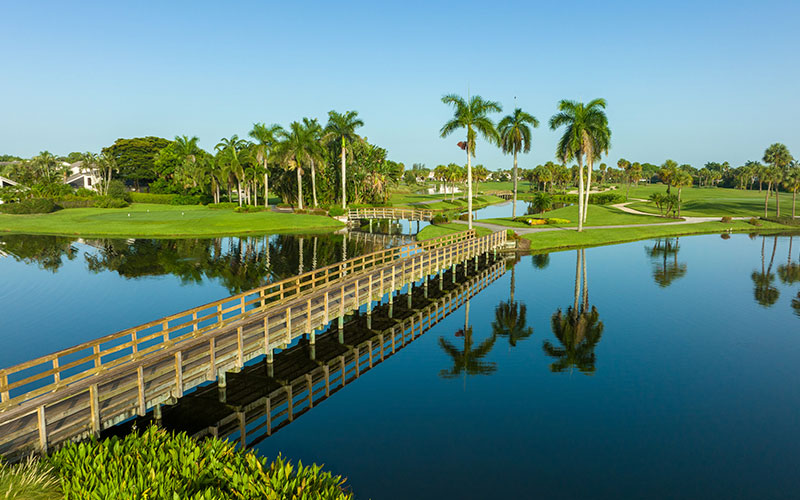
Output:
[[64, 161, 102, 191]]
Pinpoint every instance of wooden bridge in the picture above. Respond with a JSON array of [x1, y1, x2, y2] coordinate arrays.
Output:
[[104, 257, 505, 449], [0, 229, 506, 458], [348, 207, 434, 222]]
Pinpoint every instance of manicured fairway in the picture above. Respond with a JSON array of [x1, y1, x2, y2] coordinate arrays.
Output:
[[624, 184, 797, 217], [479, 204, 676, 228], [0, 203, 344, 237]]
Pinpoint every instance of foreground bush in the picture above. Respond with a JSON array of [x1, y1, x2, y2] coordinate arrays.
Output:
[[93, 196, 129, 208], [328, 206, 346, 217], [513, 216, 570, 226], [50, 426, 353, 499], [130, 192, 206, 205], [0, 456, 61, 499], [0, 198, 57, 214]]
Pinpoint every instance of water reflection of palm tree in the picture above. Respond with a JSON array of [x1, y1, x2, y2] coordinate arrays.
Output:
[[491, 301, 533, 347], [531, 253, 550, 270], [438, 300, 497, 379], [751, 235, 780, 307], [646, 238, 686, 287], [777, 236, 800, 286], [542, 249, 604, 374], [792, 292, 800, 318]]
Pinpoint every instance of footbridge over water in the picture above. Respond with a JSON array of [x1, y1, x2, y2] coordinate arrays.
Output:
[[348, 207, 434, 222], [0, 229, 506, 459], [104, 257, 505, 449]]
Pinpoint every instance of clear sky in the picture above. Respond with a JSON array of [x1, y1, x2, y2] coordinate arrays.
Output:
[[1, 0, 798, 170]]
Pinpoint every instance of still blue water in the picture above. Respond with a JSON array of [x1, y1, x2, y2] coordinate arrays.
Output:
[[2, 232, 800, 498]]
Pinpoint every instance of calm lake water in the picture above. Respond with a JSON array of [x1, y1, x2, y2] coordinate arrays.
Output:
[[2, 232, 800, 498]]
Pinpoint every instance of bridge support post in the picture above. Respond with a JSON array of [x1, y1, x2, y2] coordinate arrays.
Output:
[[452, 264, 456, 284], [407, 282, 413, 309], [423, 275, 428, 298], [439, 268, 443, 291], [475, 255, 479, 272], [154, 403, 162, 423], [369, 219, 373, 233], [310, 344, 316, 361]]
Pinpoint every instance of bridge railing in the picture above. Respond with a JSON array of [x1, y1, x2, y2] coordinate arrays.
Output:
[[0, 229, 475, 411], [348, 207, 434, 221], [0, 229, 505, 456]]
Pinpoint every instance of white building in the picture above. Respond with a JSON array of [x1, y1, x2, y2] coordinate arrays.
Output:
[[64, 161, 102, 191]]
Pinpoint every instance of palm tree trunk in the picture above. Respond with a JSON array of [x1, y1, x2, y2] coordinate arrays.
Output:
[[263, 156, 269, 208], [678, 186, 682, 218], [296, 166, 304, 210], [467, 148, 473, 230], [764, 183, 771, 218], [775, 184, 780, 217], [311, 159, 318, 208], [583, 159, 593, 224], [512, 150, 518, 219], [573, 249, 581, 314], [792, 190, 796, 218], [581, 248, 588, 311], [237, 179, 243, 207], [341, 140, 347, 209], [510, 265, 515, 303], [577, 155, 585, 232]]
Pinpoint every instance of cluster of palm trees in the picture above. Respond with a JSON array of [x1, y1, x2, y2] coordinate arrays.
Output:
[[173, 110, 383, 209], [440, 94, 610, 231], [751, 235, 800, 317], [430, 163, 489, 201]]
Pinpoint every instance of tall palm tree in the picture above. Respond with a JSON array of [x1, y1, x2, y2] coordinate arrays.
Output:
[[498, 108, 539, 218], [674, 170, 693, 218], [215, 135, 248, 206], [440, 94, 502, 229], [324, 110, 364, 209], [763, 143, 793, 217], [249, 122, 283, 207], [275, 122, 311, 210], [782, 165, 800, 218], [763, 167, 784, 218], [549, 99, 611, 230], [302, 118, 325, 208], [174, 135, 200, 190]]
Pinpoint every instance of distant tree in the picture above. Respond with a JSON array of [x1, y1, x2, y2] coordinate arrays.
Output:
[[498, 108, 539, 218], [325, 110, 364, 209], [102, 137, 171, 190], [673, 170, 693, 217], [249, 122, 283, 207], [783, 164, 800, 218]]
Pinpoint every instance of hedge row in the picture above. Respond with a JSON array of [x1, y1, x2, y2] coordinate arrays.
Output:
[[0, 198, 57, 214], [130, 192, 206, 205]]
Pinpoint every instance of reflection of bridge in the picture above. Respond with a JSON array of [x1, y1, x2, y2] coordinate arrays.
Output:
[[0, 229, 506, 459], [348, 207, 433, 222], [347, 230, 415, 248], [107, 257, 505, 448]]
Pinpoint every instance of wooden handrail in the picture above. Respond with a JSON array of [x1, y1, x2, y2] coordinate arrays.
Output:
[[0, 229, 477, 407]]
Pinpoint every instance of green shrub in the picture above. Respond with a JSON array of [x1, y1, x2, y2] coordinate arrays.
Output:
[[56, 199, 95, 209], [546, 217, 571, 224], [0, 456, 61, 499], [432, 214, 450, 224], [208, 202, 238, 210], [310, 208, 328, 216], [50, 426, 352, 500], [130, 192, 177, 204], [234, 205, 267, 213], [748, 217, 761, 226], [106, 180, 131, 202], [74, 188, 96, 197], [170, 194, 204, 205], [277, 203, 292, 208], [721, 216, 733, 223], [93, 196, 129, 208], [0, 198, 57, 214], [328, 206, 346, 217], [294, 209, 308, 214]]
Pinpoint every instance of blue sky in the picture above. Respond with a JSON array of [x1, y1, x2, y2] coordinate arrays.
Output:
[[1, 0, 798, 170]]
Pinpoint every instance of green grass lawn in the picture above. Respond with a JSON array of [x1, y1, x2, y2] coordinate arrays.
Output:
[[522, 219, 793, 251], [622, 184, 798, 217], [0, 203, 344, 237], [416, 223, 492, 240], [478, 204, 675, 228]]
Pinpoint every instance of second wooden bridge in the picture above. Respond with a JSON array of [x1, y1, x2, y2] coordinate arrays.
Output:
[[0, 229, 506, 458]]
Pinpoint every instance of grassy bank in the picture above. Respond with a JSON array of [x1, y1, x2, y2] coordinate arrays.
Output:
[[0, 203, 344, 237], [418, 219, 796, 251], [478, 204, 676, 228]]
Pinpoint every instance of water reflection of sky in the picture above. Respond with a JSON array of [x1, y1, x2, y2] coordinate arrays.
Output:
[[2, 232, 800, 498]]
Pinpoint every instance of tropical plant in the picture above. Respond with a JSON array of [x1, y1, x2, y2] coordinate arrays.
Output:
[[498, 108, 539, 217], [673, 169, 693, 217], [274, 122, 312, 210], [491, 299, 533, 347], [549, 99, 611, 231], [782, 165, 800, 218], [249, 122, 284, 207], [325, 110, 364, 209], [0, 456, 61, 499], [531, 191, 552, 214], [440, 94, 502, 229], [215, 135, 248, 207]]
